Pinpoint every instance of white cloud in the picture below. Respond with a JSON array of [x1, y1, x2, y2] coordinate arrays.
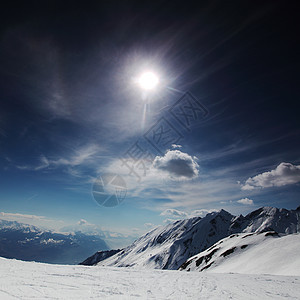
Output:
[[100, 152, 264, 213], [190, 209, 218, 218], [153, 150, 199, 180], [237, 198, 254, 205], [77, 219, 89, 226], [160, 209, 189, 218], [171, 144, 182, 149], [242, 162, 300, 190]]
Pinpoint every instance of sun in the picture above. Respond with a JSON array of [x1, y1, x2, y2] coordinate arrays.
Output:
[[138, 72, 159, 90]]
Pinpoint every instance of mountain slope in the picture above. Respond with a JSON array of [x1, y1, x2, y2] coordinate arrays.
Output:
[[0, 219, 109, 264], [97, 206, 300, 270], [179, 232, 300, 276], [98, 210, 235, 270], [79, 249, 121, 266]]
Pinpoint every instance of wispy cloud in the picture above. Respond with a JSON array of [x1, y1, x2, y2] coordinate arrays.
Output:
[[160, 208, 189, 218], [242, 162, 300, 190], [199, 131, 300, 163], [15, 144, 104, 177], [0, 212, 47, 221]]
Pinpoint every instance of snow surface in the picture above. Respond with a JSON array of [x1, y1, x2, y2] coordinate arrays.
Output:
[[0, 257, 300, 299], [179, 232, 300, 276]]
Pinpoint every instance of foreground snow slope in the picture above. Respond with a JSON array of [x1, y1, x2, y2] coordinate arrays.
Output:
[[179, 232, 300, 276], [0, 257, 300, 299]]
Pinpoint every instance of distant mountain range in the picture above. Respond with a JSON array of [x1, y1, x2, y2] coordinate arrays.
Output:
[[82, 206, 300, 270], [0, 219, 109, 264]]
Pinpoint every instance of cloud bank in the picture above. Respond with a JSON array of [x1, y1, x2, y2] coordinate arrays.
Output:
[[242, 162, 300, 190], [153, 150, 199, 180]]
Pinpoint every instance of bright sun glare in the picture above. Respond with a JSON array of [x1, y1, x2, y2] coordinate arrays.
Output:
[[138, 72, 159, 90]]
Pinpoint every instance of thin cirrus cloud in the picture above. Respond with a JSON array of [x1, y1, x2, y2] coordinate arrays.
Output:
[[15, 144, 103, 174], [153, 150, 199, 180], [237, 198, 254, 205], [0, 211, 48, 221], [242, 162, 300, 190]]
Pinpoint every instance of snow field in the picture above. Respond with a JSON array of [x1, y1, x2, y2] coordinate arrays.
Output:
[[0, 257, 300, 299]]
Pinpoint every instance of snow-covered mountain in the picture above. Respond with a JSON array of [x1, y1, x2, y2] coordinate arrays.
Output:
[[0, 219, 109, 264], [179, 231, 300, 276], [79, 249, 121, 265], [96, 206, 300, 270], [230, 206, 300, 233]]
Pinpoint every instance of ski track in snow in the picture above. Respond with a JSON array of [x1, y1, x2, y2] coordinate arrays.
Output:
[[0, 258, 300, 299]]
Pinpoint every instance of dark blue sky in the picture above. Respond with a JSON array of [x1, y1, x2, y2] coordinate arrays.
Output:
[[0, 0, 299, 247]]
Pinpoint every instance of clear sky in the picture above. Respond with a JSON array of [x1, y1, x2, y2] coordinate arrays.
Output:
[[0, 1, 299, 248]]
